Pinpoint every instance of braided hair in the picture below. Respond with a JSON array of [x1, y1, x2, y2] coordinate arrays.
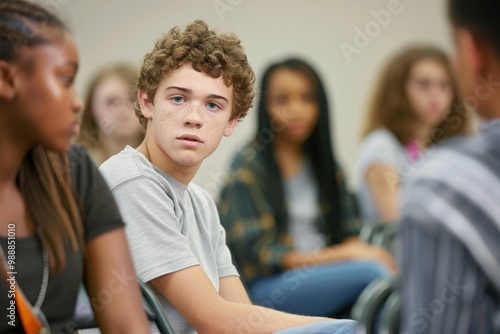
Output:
[[0, 0, 83, 274]]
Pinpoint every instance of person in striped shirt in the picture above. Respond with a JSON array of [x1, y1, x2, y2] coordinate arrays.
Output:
[[399, 0, 500, 333]]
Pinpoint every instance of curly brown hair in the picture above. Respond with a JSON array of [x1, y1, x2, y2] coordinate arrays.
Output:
[[362, 45, 471, 146], [135, 20, 255, 128]]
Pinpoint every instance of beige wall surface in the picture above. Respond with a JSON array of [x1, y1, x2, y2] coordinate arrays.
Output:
[[53, 0, 452, 198]]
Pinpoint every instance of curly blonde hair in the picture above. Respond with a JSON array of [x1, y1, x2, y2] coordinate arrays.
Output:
[[135, 20, 255, 128]]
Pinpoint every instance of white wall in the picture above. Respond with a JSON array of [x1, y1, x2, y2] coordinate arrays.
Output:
[[54, 0, 452, 197]]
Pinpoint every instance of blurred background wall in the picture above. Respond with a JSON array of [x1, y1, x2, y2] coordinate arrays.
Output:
[[54, 0, 452, 198]]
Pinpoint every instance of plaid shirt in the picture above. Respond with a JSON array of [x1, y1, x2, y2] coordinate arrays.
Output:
[[218, 142, 361, 284]]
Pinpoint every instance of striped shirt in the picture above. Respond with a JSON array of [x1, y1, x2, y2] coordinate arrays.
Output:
[[399, 119, 500, 333]]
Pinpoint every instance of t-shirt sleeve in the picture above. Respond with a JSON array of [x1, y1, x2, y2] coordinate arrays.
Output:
[[357, 129, 403, 177], [215, 222, 239, 278], [68, 145, 124, 241], [111, 177, 199, 283]]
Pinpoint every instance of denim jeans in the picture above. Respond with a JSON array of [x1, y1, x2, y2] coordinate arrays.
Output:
[[273, 319, 357, 334], [250, 261, 389, 316]]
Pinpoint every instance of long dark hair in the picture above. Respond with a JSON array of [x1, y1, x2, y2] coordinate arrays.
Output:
[[255, 58, 344, 244], [0, 0, 83, 274]]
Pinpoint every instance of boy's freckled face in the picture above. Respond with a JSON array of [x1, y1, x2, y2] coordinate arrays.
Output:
[[148, 63, 238, 168]]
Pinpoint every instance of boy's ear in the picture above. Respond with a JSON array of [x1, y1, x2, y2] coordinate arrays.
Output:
[[454, 28, 483, 96], [138, 90, 154, 120], [459, 28, 485, 76], [0, 61, 17, 101], [223, 116, 239, 137]]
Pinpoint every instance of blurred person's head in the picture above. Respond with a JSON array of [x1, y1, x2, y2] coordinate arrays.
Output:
[[77, 64, 143, 163], [255, 58, 344, 244], [362, 45, 470, 146], [449, 0, 500, 120], [0, 0, 82, 153], [0, 0, 83, 272], [259, 60, 320, 145], [257, 58, 333, 150]]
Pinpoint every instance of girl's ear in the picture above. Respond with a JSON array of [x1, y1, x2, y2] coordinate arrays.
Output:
[[138, 90, 154, 120], [0, 61, 17, 101]]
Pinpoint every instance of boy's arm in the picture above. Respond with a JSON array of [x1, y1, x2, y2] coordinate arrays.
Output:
[[213, 214, 251, 304], [219, 276, 252, 304], [150, 265, 331, 334]]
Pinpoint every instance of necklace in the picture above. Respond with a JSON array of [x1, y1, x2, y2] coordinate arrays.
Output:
[[0, 231, 49, 307], [34, 228, 51, 333], [33, 229, 49, 311], [0, 227, 51, 333]]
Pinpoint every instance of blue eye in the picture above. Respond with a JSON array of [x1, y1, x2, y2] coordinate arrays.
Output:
[[171, 96, 185, 104], [207, 102, 219, 111]]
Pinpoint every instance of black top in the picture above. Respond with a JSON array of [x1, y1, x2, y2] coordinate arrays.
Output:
[[0, 145, 125, 333]]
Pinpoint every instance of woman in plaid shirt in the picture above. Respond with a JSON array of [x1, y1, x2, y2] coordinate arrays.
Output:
[[218, 58, 396, 317]]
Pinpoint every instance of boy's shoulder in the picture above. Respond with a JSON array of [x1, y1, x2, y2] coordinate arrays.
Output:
[[187, 181, 217, 208], [99, 146, 159, 189]]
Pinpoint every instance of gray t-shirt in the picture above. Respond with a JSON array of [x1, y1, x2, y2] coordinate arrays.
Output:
[[99, 146, 238, 334], [354, 128, 410, 224]]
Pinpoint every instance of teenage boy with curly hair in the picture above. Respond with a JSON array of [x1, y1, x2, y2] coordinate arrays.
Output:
[[100, 20, 355, 334]]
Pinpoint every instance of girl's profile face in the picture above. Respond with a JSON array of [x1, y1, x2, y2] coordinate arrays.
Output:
[[406, 58, 454, 127], [14, 30, 82, 152], [92, 74, 141, 139], [266, 68, 319, 144]]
